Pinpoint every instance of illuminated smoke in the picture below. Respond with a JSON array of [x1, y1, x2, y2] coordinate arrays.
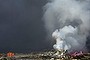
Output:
[[43, 0, 90, 52], [52, 25, 77, 51]]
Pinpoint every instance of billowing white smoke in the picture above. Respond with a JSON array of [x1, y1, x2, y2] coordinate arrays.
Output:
[[43, 0, 90, 52], [52, 25, 77, 51]]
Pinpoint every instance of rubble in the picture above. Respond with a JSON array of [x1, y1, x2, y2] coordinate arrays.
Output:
[[0, 50, 90, 60]]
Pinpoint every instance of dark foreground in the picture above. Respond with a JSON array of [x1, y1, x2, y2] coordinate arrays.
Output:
[[0, 51, 90, 60]]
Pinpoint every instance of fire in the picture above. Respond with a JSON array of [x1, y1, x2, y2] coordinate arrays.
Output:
[[7, 52, 15, 57]]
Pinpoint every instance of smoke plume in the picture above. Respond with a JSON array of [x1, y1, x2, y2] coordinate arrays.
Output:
[[43, 0, 90, 52]]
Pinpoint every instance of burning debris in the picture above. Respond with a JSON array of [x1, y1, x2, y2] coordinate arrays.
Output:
[[0, 51, 90, 60]]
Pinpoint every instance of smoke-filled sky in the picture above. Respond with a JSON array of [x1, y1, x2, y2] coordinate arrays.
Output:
[[0, 0, 90, 53], [0, 0, 53, 53]]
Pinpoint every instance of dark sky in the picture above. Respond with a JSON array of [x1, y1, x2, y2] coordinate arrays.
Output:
[[0, 0, 54, 53], [0, 0, 89, 53]]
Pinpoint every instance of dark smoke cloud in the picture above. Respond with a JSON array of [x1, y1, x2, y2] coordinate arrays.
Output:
[[0, 0, 51, 53]]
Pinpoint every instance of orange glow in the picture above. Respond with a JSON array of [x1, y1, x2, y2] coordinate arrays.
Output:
[[7, 52, 15, 57]]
